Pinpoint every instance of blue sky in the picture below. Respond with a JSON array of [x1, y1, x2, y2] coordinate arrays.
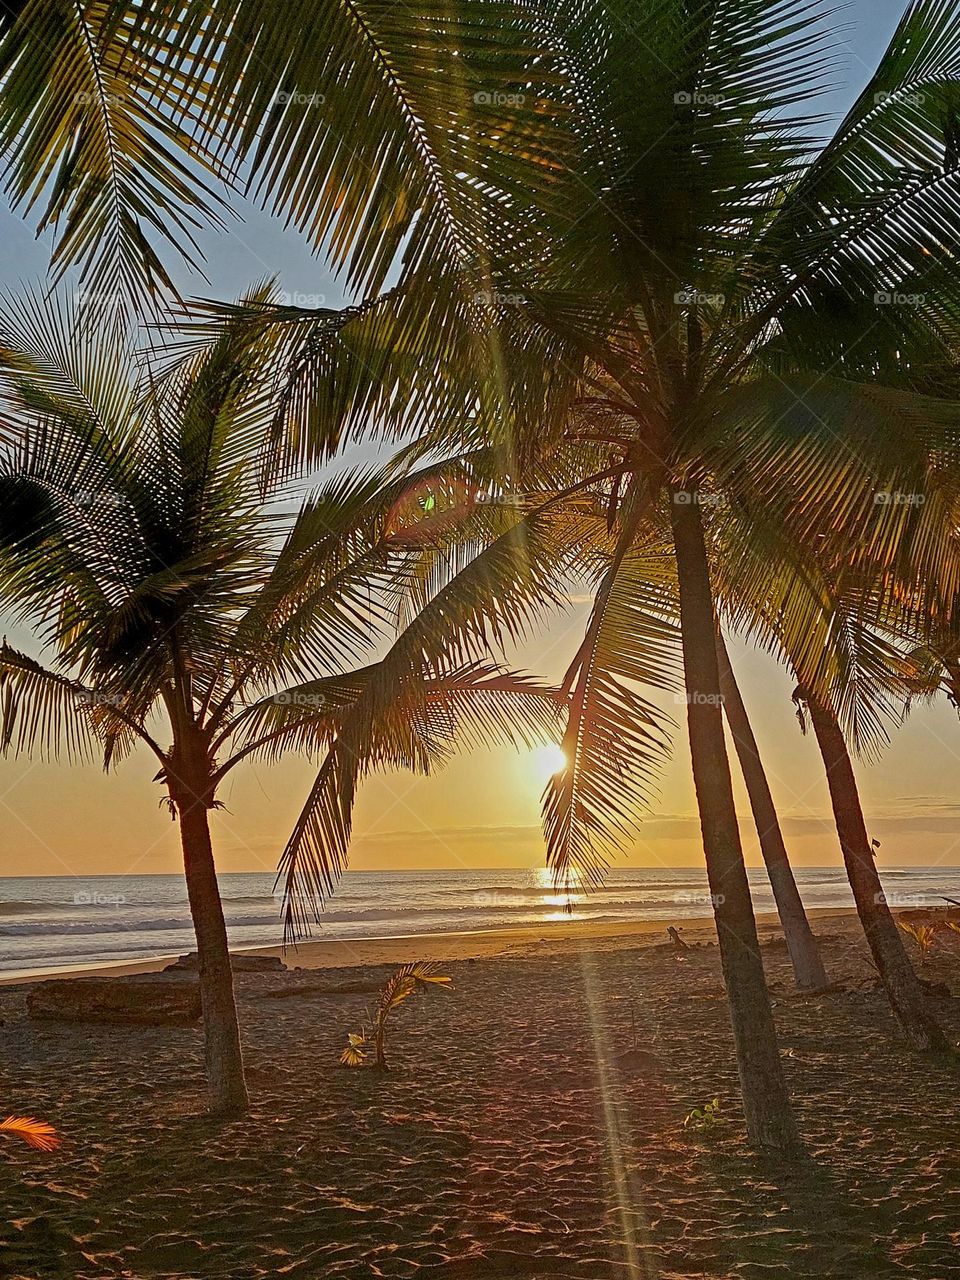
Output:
[[0, 1, 910, 304]]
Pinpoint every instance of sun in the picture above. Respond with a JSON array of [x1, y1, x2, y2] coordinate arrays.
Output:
[[529, 744, 568, 784]]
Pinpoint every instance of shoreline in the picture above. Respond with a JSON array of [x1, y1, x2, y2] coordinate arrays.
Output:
[[0, 905, 863, 985]]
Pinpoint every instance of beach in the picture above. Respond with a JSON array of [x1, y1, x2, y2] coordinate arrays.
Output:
[[2, 1, 960, 1276], [5, 908, 960, 1279]]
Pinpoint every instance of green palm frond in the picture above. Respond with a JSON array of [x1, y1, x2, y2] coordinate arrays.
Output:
[[543, 514, 679, 892], [751, 0, 960, 372], [269, 468, 592, 940], [711, 470, 956, 759], [0, 642, 102, 761], [710, 374, 960, 611], [175, 0, 569, 294], [0, 0, 232, 304], [0, 0, 570, 313], [276, 661, 560, 943]]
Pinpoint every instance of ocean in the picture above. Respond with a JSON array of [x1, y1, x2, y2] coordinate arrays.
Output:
[[1, 866, 956, 979]]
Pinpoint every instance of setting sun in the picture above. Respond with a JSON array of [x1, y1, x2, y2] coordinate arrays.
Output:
[[529, 744, 568, 785]]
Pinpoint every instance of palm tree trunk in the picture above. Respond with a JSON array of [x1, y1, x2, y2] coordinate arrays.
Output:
[[670, 493, 800, 1154], [178, 797, 250, 1114], [803, 693, 948, 1052], [716, 634, 828, 991]]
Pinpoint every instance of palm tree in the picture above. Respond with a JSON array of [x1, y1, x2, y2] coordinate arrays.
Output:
[[0, 0, 567, 312], [6, 0, 960, 1154], [711, 436, 960, 1049], [796, 688, 949, 1049], [0, 289, 560, 1114], [715, 633, 829, 992]]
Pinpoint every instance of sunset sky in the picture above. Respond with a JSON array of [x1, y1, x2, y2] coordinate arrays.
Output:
[[2, 0, 959, 881]]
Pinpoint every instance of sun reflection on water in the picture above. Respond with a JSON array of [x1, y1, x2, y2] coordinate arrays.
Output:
[[534, 866, 583, 916]]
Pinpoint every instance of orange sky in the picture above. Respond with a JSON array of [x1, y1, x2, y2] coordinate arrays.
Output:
[[3, 615, 960, 881]]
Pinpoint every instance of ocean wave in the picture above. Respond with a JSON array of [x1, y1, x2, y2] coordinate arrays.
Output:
[[220, 894, 282, 905], [1, 912, 264, 937], [0, 869, 946, 977], [422, 881, 712, 899], [0, 900, 85, 916], [0, 894, 798, 938]]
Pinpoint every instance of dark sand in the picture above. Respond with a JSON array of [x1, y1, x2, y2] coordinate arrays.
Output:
[[3, 910, 960, 1278]]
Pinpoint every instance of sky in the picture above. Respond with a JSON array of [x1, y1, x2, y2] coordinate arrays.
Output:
[[3, 0, 960, 882]]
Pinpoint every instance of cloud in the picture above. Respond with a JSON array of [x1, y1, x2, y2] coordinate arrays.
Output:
[[353, 824, 542, 848]]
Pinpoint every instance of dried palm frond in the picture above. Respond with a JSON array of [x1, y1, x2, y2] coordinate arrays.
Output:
[[0, 1115, 59, 1151]]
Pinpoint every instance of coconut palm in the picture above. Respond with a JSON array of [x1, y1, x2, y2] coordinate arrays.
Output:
[[6, 0, 960, 1154], [340, 961, 452, 1070], [0, 289, 561, 1114], [713, 485, 958, 1051], [715, 633, 829, 992], [708, 329, 960, 1041]]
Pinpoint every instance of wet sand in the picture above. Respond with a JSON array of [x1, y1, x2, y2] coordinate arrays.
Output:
[[3, 909, 960, 1278]]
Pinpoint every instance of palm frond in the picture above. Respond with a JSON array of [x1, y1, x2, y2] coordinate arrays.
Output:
[[0, 1115, 59, 1151], [0, 0, 232, 303], [0, 642, 105, 761], [543, 516, 679, 894]]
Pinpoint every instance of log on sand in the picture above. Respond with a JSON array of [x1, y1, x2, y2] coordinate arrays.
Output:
[[27, 977, 202, 1026]]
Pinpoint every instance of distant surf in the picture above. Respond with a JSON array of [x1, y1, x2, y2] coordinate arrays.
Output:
[[0, 867, 956, 977]]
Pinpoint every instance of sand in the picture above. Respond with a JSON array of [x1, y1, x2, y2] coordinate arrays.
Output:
[[3, 909, 960, 1278]]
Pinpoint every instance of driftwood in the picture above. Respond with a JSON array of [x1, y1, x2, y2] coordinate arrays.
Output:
[[779, 981, 847, 999], [164, 952, 286, 973], [667, 926, 689, 951], [27, 977, 201, 1025]]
